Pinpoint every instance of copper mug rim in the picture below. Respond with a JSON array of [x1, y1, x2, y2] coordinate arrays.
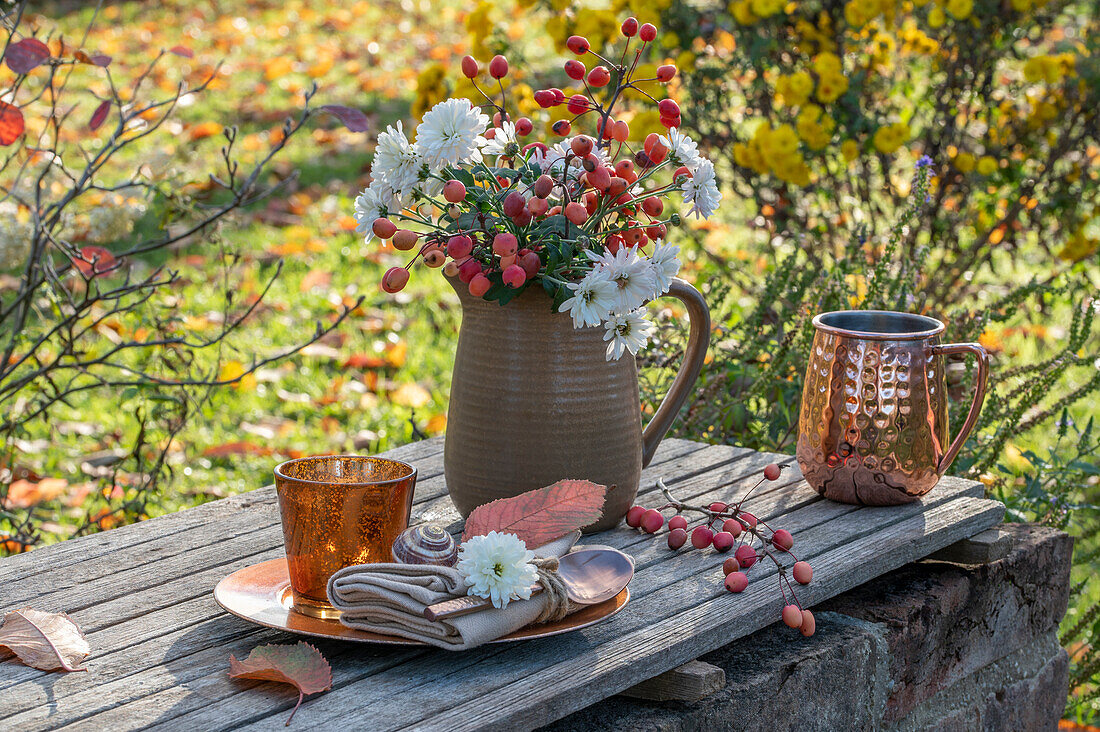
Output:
[[812, 310, 945, 341], [274, 454, 417, 488]]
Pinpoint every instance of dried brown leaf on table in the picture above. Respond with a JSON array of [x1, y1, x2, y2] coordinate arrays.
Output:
[[462, 479, 607, 547], [0, 608, 90, 672], [228, 642, 332, 726]]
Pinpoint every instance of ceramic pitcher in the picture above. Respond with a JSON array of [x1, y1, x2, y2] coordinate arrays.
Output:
[[796, 310, 990, 505], [444, 275, 709, 531]]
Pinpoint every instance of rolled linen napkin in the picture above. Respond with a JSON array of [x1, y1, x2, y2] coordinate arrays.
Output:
[[327, 531, 581, 650]]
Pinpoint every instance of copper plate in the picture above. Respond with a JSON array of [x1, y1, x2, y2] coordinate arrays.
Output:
[[214, 557, 630, 645]]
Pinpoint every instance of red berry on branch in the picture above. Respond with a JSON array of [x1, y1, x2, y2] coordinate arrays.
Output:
[[502, 192, 526, 218], [690, 526, 713, 549], [722, 518, 742, 537], [782, 604, 803, 629], [712, 531, 735, 553], [457, 257, 482, 284], [722, 557, 740, 575], [634, 150, 654, 169], [800, 609, 816, 637], [612, 119, 630, 142], [605, 233, 625, 254], [621, 17, 639, 37], [443, 180, 467, 203], [423, 248, 446, 268], [641, 508, 664, 534], [642, 197, 664, 217], [656, 64, 676, 82], [392, 229, 419, 251], [515, 117, 533, 136], [667, 527, 687, 550], [583, 190, 599, 215], [588, 66, 611, 87], [587, 165, 612, 192], [739, 511, 758, 528], [793, 561, 813, 585], [625, 505, 646, 528], [564, 59, 586, 80], [552, 120, 572, 136], [566, 35, 591, 55], [372, 218, 397, 239], [503, 264, 526, 288], [566, 94, 589, 115], [570, 135, 594, 156], [534, 90, 557, 108], [527, 197, 549, 217], [659, 114, 681, 129], [606, 177, 628, 198], [658, 99, 680, 117], [764, 463, 782, 481], [489, 55, 509, 79], [468, 273, 491, 297], [639, 23, 657, 42], [673, 165, 692, 181], [734, 544, 757, 569], [493, 232, 518, 256], [725, 571, 749, 593], [533, 174, 554, 198], [461, 55, 479, 79], [447, 235, 473, 259], [564, 201, 588, 225], [668, 515, 688, 532], [519, 251, 541, 278], [381, 266, 409, 293], [772, 529, 794, 551], [645, 223, 667, 241], [708, 501, 727, 513]]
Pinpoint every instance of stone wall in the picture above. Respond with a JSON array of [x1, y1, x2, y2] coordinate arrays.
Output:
[[545, 524, 1072, 732]]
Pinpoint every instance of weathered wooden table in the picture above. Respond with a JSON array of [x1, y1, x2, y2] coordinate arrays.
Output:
[[0, 437, 1004, 731]]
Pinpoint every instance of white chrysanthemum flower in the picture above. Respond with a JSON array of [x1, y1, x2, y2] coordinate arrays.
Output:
[[659, 128, 702, 171], [456, 531, 538, 610], [371, 121, 424, 200], [647, 242, 681, 296], [414, 99, 490, 171], [587, 247, 657, 314], [682, 159, 722, 220], [479, 120, 518, 158], [352, 182, 399, 238], [603, 310, 654, 360], [558, 270, 617, 328]]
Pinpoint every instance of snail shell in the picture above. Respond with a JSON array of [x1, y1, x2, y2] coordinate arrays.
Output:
[[391, 523, 458, 567]]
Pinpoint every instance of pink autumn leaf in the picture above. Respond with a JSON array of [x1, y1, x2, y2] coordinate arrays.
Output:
[[4, 38, 51, 74], [462, 479, 607, 546], [89, 100, 110, 131], [168, 45, 193, 58], [320, 105, 369, 133]]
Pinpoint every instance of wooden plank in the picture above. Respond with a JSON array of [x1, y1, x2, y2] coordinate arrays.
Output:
[[619, 660, 725, 702], [148, 481, 990, 731], [928, 526, 1013, 564], [0, 439, 714, 714], [404, 497, 1004, 732]]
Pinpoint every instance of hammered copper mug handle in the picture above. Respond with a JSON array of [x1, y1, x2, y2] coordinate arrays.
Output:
[[641, 278, 710, 467], [930, 342, 990, 475]]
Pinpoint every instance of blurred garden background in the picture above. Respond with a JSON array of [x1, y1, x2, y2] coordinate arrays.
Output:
[[1, 0, 1097, 721]]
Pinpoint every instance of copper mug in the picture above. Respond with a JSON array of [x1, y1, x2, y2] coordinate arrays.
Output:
[[796, 310, 989, 505]]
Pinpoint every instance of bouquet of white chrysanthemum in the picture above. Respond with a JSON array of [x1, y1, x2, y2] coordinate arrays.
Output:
[[352, 20, 721, 360]]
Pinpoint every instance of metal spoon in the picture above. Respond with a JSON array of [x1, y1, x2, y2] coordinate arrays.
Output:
[[423, 547, 634, 622]]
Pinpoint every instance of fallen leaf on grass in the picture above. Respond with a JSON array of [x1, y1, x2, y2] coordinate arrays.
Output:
[[2, 478, 69, 509], [202, 441, 274, 458], [229, 642, 332, 726], [391, 382, 431, 408], [463, 479, 607, 547], [0, 608, 90, 672]]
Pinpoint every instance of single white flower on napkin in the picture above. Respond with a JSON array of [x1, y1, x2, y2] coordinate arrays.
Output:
[[456, 531, 539, 610]]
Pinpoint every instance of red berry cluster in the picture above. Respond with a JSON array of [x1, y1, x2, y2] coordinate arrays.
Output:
[[625, 465, 816, 637], [373, 16, 690, 300]]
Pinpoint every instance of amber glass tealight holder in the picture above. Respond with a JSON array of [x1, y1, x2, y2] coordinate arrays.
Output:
[[274, 455, 417, 619]]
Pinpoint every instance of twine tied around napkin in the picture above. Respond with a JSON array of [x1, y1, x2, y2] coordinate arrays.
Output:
[[530, 556, 572, 624]]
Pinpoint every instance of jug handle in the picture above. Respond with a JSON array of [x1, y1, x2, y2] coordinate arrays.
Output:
[[641, 278, 710, 467], [930, 342, 990, 475]]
